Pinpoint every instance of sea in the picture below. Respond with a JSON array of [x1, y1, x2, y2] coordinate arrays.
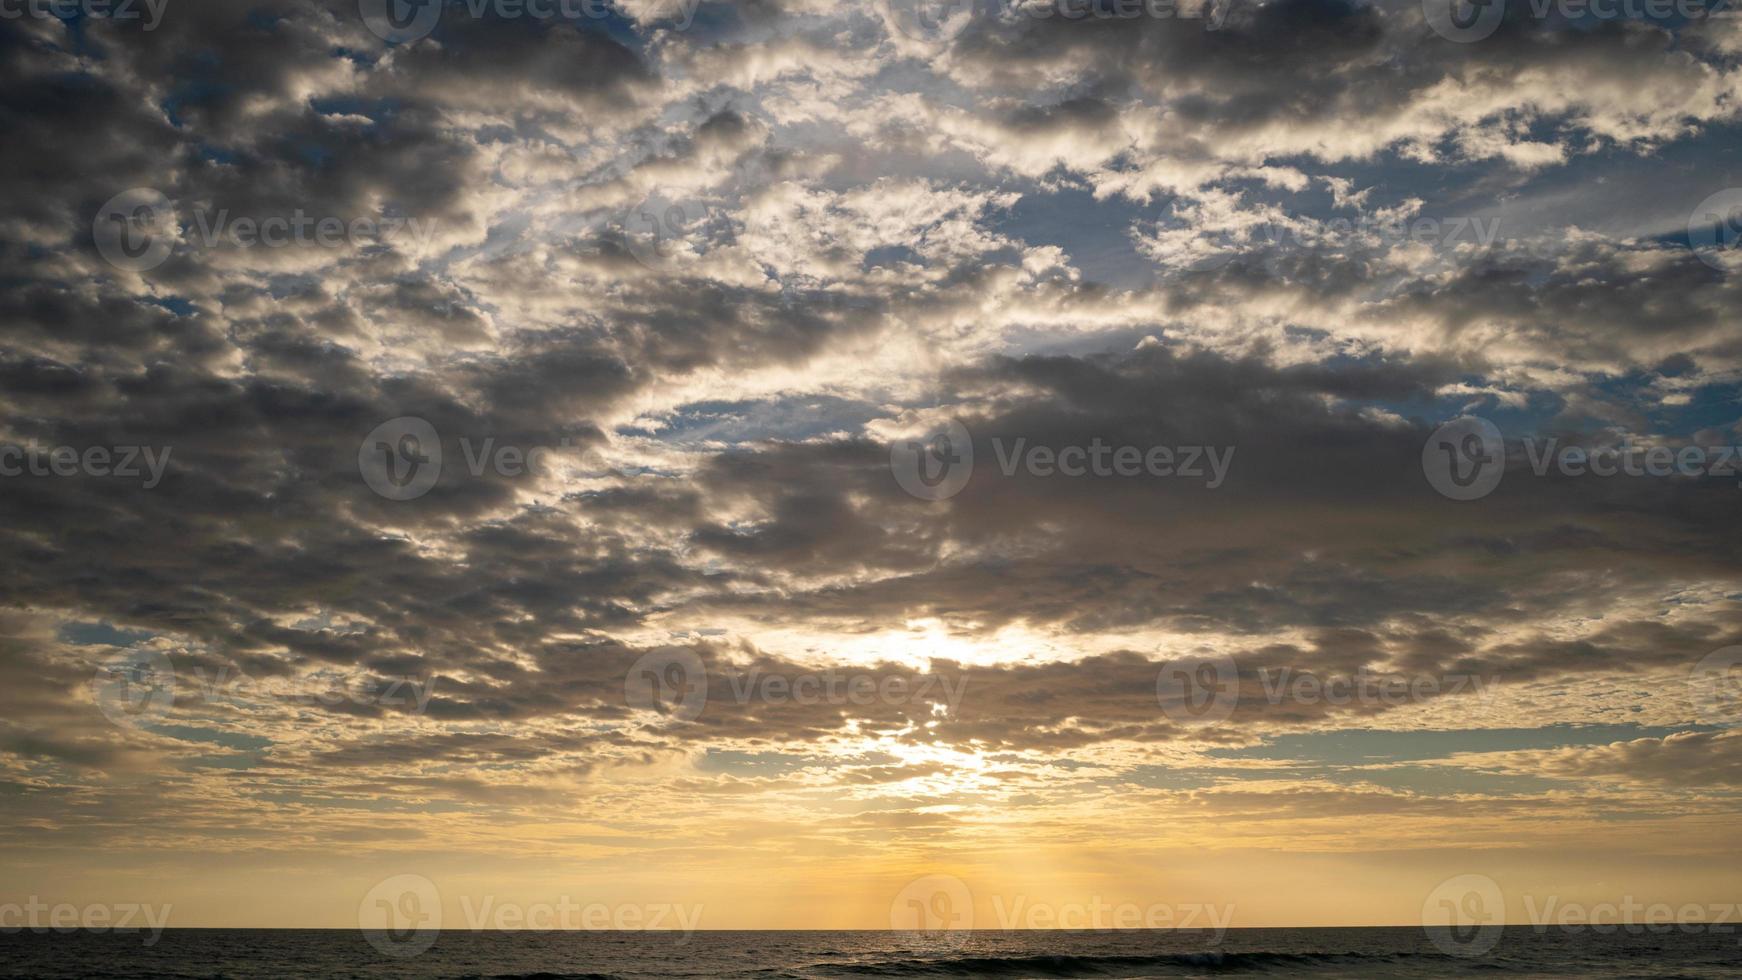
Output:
[[2, 927, 1738, 977]]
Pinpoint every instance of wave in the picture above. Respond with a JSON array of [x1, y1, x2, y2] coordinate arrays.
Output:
[[815, 950, 1408, 976]]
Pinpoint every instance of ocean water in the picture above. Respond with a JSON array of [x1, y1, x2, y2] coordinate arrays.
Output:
[[2, 927, 1738, 977]]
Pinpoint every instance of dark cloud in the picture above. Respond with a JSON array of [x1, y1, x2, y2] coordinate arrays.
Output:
[[1, 0, 1738, 881]]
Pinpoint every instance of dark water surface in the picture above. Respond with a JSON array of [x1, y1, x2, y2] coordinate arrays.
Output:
[[3, 927, 1739, 977]]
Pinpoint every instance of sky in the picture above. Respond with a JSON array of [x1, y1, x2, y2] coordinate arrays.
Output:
[[2, 0, 1742, 938]]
